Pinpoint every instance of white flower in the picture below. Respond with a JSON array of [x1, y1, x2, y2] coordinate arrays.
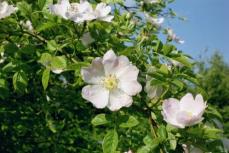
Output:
[[49, 0, 113, 23], [145, 13, 164, 27], [94, 3, 114, 22], [20, 20, 33, 31], [81, 50, 142, 111], [66, 1, 95, 23], [0, 1, 17, 19], [0, 52, 6, 64], [49, 0, 70, 19], [81, 32, 94, 46], [162, 93, 207, 128], [167, 28, 184, 44]]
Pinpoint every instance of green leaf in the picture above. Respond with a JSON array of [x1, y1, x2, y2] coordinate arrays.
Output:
[[137, 146, 152, 153], [38, 0, 46, 10], [173, 55, 192, 68], [17, 1, 32, 17], [159, 64, 169, 75], [47, 120, 57, 133], [0, 79, 9, 99], [47, 40, 60, 52], [36, 22, 58, 32], [91, 114, 108, 126], [119, 116, 139, 128], [102, 130, 118, 153], [169, 139, 177, 150], [153, 40, 163, 53], [171, 79, 184, 90], [13, 71, 28, 93], [206, 105, 223, 122], [42, 69, 50, 90], [162, 44, 175, 55], [187, 126, 223, 139], [157, 125, 167, 140], [39, 53, 52, 66], [50, 56, 67, 70]]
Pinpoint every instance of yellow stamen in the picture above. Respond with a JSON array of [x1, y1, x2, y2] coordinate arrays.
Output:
[[103, 74, 118, 90]]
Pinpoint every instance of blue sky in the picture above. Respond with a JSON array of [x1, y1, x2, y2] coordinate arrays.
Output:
[[167, 0, 229, 61]]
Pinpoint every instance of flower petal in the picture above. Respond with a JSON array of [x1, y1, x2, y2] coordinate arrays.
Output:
[[107, 89, 133, 111], [162, 98, 184, 128], [116, 65, 139, 81], [176, 111, 203, 127], [95, 3, 111, 17], [81, 57, 105, 84], [102, 49, 119, 75], [49, 0, 70, 19], [82, 85, 109, 108], [119, 80, 142, 96], [100, 15, 114, 22], [180, 93, 206, 115]]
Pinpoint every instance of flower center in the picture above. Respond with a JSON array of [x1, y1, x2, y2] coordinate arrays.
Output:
[[103, 74, 118, 90], [186, 111, 193, 117]]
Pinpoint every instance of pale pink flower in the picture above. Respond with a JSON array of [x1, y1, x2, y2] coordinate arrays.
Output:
[[162, 93, 207, 128], [0, 1, 17, 19], [81, 50, 142, 111], [94, 3, 114, 22]]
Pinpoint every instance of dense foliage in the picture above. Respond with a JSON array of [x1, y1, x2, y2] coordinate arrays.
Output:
[[0, 0, 227, 152], [198, 52, 229, 139]]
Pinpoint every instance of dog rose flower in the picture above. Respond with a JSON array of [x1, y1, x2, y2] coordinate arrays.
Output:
[[49, 0, 70, 19], [162, 93, 207, 128], [0, 1, 17, 19], [66, 1, 95, 23], [94, 3, 114, 22], [49, 0, 113, 23], [81, 50, 142, 111]]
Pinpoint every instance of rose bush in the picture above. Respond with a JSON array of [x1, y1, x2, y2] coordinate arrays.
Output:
[[0, 0, 226, 152]]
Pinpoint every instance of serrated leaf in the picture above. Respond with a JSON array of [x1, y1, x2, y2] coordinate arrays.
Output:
[[173, 55, 192, 68], [119, 116, 139, 128], [157, 125, 167, 140], [36, 22, 57, 32], [91, 114, 108, 126], [159, 64, 169, 75], [13, 71, 28, 93], [42, 69, 50, 90], [137, 146, 151, 153], [102, 130, 118, 153]]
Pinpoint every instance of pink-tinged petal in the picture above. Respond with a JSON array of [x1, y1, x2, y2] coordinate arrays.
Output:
[[100, 15, 114, 22], [162, 98, 184, 128], [82, 85, 109, 108], [119, 80, 142, 96], [95, 3, 111, 17], [180, 93, 206, 115], [102, 49, 119, 75], [176, 111, 203, 127], [107, 89, 133, 111], [116, 65, 139, 81], [179, 93, 196, 111], [81, 57, 105, 84], [49, 0, 70, 19]]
